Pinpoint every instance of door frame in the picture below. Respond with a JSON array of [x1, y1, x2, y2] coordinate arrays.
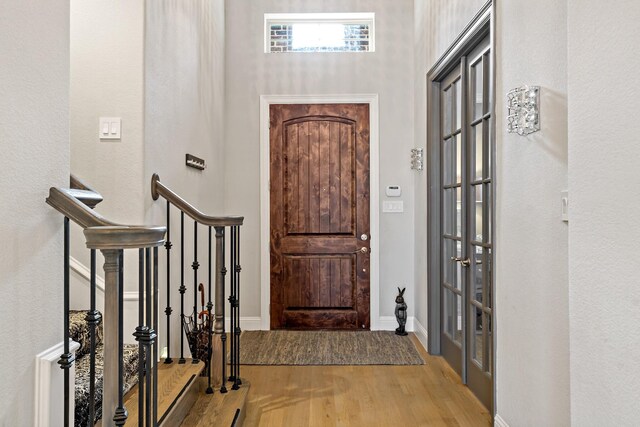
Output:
[[426, 0, 496, 412], [259, 94, 380, 331]]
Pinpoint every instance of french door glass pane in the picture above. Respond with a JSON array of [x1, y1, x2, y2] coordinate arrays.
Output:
[[454, 240, 462, 291], [444, 138, 453, 185], [487, 314, 493, 373], [474, 184, 483, 241], [443, 188, 454, 235], [443, 87, 452, 135], [486, 248, 493, 308], [485, 183, 491, 243], [455, 294, 463, 345], [443, 239, 454, 285], [472, 305, 483, 366], [474, 122, 483, 180], [444, 289, 454, 337], [473, 59, 484, 120], [455, 78, 462, 131], [455, 187, 462, 237], [455, 134, 462, 184], [472, 246, 483, 304]]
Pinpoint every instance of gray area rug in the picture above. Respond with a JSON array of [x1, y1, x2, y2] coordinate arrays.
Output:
[[238, 330, 425, 365]]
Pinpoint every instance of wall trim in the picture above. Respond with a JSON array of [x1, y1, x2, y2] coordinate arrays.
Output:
[[377, 316, 414, 332], [70, 256, 139, 301], [259, 94, 380, 331], [494, 414, 510, 427], [34, 340, 81, 427], [413, 317, 429, 351]]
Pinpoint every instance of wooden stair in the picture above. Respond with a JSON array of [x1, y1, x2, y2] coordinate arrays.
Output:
[[180, 380, 250, 427]]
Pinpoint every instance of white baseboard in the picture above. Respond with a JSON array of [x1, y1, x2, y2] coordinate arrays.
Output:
[[35, 340, 81, 427], [413, 317, 429, 352], [376, 316, 415, 332], [495, 414, 510, 427], [227, 316, 262, 331]]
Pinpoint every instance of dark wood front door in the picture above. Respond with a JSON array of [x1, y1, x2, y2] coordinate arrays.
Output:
[[270, 103, 370, 329]]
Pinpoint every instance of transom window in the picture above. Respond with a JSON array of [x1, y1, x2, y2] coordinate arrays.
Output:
[[264, 13, 375, 53]]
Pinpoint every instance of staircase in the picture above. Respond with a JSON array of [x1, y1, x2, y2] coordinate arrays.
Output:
[[46, 175, 248, 427]]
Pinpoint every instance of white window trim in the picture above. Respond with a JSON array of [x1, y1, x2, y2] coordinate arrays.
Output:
[[264, 12, 376, 53]]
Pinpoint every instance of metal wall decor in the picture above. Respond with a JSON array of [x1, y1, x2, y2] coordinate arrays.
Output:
[[410, 148, 424, 171], [186, 153, 206, 170], [507, 85, 540, 136]]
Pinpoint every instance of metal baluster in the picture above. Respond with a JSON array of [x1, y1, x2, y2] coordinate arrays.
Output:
[[145, 248, 154, 427], [179, 212, 186, 364], [153, 247, 159, 424], [215, 227, 227, 393], [113, 251, 128, 426], [86, 249, 101, 426], [234, 225, 242, 388], [228, 226, 235, 384], [59, 217, 74, 427], [192, 221, 199, 364], [164, 201, 173, 364], [134, 249, 146, 426], [206, 226, 214, 394]]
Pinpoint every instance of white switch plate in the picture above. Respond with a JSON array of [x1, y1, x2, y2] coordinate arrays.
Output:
[[383, 201, 404, 213], [561, 190, 569, 222], [99, 117, 121, 140]]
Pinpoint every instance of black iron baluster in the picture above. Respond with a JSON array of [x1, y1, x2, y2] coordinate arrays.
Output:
[[234, 225, 242, 388], [86, 249, 101, 425], [179, 212, 186, 364], [153, 246, 159, 424], [228, 226, 236, 385], [113, 251, 128, 426], [206, 226, 214, 394], [165, 201, 173, 364], [192, 220, 199, 364], [145, 248, 154, 427], [134, 249, 146, 426], [220, 227, 227, 394], [59, 217, 74, 427]]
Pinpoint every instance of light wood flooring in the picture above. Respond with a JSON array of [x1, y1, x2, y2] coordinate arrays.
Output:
[[240, 334, 491, 427]]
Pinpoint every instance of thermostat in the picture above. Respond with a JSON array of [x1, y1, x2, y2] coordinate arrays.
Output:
[[385, 185, 402, 197]]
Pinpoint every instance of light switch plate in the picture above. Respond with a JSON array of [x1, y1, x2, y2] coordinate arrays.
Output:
[[383, 201, 404, 213], [99, 117, 121, 140]]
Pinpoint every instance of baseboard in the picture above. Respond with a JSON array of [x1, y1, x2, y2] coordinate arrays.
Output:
[[34, 340, 81, 427], [494, 414, 510, 427], [226, 316, 262, 331], [412, 317, 429, 352], [376, 316, 415, 332]]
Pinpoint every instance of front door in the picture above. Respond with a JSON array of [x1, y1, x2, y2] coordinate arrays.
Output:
[[438, 35, 493, 409], [269, 103, 370, 329]]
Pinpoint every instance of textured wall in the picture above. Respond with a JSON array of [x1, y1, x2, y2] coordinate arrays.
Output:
[[495, 0, 570, 425], [0, 0, 70, 424], [145, 0, 227, 356], [568, 1, 640, 425], [413, 0, 487, 338], [224, 0, 415, 323]]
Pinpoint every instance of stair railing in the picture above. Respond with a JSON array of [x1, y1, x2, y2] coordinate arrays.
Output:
[[47, 176, 166, 427], [151, 173, 244, 394]]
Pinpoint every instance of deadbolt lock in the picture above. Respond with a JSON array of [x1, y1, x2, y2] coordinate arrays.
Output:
[[360, 234, 369, 241]]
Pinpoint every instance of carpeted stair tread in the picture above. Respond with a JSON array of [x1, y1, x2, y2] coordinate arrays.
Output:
[[69, 310, 103, 358]]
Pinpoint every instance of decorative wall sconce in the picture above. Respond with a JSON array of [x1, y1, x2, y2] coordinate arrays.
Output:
[[411, 148, 424, 171], [186, 153, 206, 170], [507, 85, 540, 136]]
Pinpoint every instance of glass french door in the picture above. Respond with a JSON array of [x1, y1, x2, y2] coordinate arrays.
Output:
[[439, 35, 493, 410]]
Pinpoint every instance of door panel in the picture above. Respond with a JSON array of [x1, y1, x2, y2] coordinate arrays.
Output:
[[438, 34, 493, 410], [270, 104, 370, 330]]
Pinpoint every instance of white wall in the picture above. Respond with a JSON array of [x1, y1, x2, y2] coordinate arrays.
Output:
[[225, 0, 415, 324], [568, 1, 640, 425], [413, 0, 487, 339], [495, 0, 570, 425], [0, 0, 70, 424], [145, 0, 227, 356], [70, 0, 146, 296]]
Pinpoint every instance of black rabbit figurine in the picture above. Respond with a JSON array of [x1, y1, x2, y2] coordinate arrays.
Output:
[[395, 287, 408, 336]]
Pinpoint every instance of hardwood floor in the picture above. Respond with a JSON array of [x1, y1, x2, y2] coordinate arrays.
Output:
[[241, 334, 491, 427]]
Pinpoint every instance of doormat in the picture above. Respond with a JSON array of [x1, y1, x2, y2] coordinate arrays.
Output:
[[237, 330, 425, 366]]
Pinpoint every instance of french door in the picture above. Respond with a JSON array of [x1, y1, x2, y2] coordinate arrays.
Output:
[[438, 35, 493, 409]]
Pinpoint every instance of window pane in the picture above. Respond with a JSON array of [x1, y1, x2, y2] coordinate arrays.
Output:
[[455, 134, 462, 184], [443, 88, 452, 135], [443, 138, 453, 185], [454, 240, 462, 291], [487, 313, 493, 373], [474, 122, 483, 181], [455, 294, 463, 344], [486, 248, 493, 308], [472, 305, 483, 366], [443, 188, 454, 235], [443, 239, 454, 285], [443, 289, 454, 337], [485, 183, 491, 243], [472, 246, 483, 304], [455, 187, 462, 238]]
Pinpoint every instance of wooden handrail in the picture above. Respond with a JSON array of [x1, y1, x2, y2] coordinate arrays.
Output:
[[151, 173, 244, 227], [70, 174, 104, 208]]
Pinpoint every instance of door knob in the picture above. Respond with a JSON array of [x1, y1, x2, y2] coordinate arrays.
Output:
[[352, 247, 369, 254], [451, 256, 471, 267]]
